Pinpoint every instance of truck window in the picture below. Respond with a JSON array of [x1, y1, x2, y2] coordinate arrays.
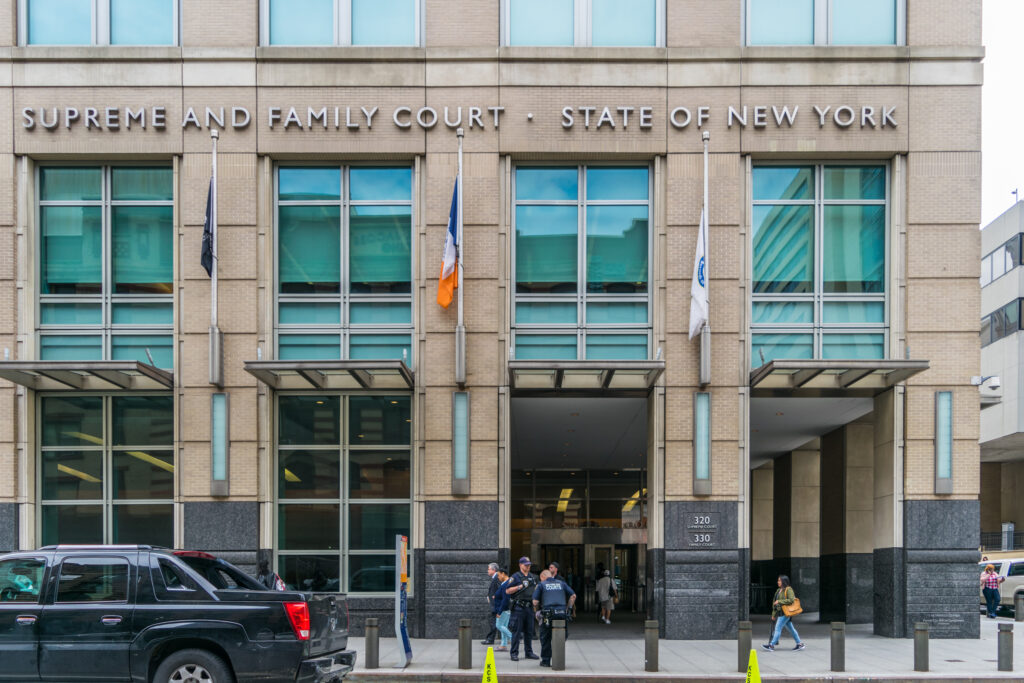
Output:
[[0, 558, 44, 603], [1010, 563, 1024, 577], [156, 559, 196, 591], [56, 558, 129, 603]]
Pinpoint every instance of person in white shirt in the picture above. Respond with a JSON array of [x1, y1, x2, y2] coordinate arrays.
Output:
[[595, 570, 616, 624]]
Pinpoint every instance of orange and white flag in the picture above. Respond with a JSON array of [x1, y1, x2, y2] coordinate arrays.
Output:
[[437, 177, 459, 308]]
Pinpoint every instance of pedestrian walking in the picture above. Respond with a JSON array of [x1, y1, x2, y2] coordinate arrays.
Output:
[[981, 564, 1005, 618], [493, 567, 512, 651], [505, 557, 540, 661], [532, 564, 576, 668], [596, 569, 616, 624], [762, 575, 805, 652], [482, 562, 500, 644]]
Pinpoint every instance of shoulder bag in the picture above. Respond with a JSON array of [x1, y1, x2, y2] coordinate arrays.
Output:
[[781, 590, 803, 617]]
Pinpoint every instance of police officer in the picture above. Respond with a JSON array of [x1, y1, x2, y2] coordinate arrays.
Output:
[[532, 561, 576, 668], [504, 556, 540, 661]]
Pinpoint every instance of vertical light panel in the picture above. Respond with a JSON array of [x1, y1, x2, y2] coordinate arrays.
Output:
[[452, 391, 469, 495], [935, 391, 952, 494], [211, 392, 229, 496], [694, 392, 711, 495]]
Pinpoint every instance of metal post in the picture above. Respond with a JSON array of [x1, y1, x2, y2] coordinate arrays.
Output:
[[1015, 591, 1023, 622], [737, 621, 751, 673], [998, 623, 1013, 672], [913, 622, 929, 672], [454, 127, 466, 387], [552, 620, 566, 671], [830, 622, 845, 672], [208, 129, 223, 388], [364, 618, 379, 669], [699, 130, 711, 386], [458, 618, 472, 670], [645, 620, 659, 672]]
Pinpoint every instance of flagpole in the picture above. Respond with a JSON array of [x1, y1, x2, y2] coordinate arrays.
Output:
[[454, 127, 466, 387], [700, 130, 711, 387], [209, 129, 223, 387]]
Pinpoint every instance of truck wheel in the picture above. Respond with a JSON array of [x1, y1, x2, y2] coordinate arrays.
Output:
[[153, 649, 234, 683]]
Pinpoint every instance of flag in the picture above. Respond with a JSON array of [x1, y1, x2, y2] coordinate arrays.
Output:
[[689, 208, 708, 339], [437, 177, 458, 308], [200, 179, 213, 276]]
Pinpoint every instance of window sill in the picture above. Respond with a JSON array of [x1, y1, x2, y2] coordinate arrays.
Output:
[[12, 45, 182, 61], [256, 46, 425, 61]]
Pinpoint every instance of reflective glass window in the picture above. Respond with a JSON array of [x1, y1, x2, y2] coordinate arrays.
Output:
[[748, 0, 813, 45], [515, 206, 579, 294], [509, 0, 573, 46], [28, 0, 178, 45], [752, 205, 813, 293], [269, 0, 334, 45], [832, 0, 896, 45], [110, 0, 174, 45], [27, 0, 92, 44], [823, 205, 885, 293], [592, 0, 656, 46], [351, 0, 416, 45]]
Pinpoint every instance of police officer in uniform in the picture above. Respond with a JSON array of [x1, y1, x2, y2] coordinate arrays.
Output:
[[504, 556, 540, 661], [531, 561, 576, 668]]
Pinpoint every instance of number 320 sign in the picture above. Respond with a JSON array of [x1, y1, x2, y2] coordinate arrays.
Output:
[[685, 513, 720, 548]]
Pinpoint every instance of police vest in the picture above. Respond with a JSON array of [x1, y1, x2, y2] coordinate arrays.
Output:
[[512, 573, 537, 606], [538, 580, 568, 608]]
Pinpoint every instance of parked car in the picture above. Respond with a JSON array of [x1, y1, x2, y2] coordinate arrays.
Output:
[[979, 558, 1024, 615], [0, 545, 355, 683]]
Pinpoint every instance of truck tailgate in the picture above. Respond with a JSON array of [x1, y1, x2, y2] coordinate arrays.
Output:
[[306, 593, 349, 656]]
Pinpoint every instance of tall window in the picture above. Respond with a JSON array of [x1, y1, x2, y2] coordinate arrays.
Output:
[[513, 165, 651, 360], [506, 0, 663, 46], [276, 394, 411, 594], [38, 166, 173, 368], [22, 0, 177, 45], [751, 164, 887, 366], [747, 0, 903, 46], [264, 0, 419, 46], [981, 234, 1022, 287], [39, 395, 174, 547], [276, 166, 413, 364]]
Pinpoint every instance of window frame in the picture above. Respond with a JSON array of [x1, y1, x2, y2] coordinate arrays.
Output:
[[743, 0, 906, 47], [260, 0, 424, 47], [981, 298, 1023, 348], [502, 0, 665, 47], [19, 0, 181, 46], [54, 556, 131, 604], [981, 233, 1023, 288]]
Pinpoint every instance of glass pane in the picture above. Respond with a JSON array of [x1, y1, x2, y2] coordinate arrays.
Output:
[[349, 167, 412, 201], [515, 334, 577, 360], [279, 167, 340, 201], [269, 0, 333, 45], [980, 256, 992, 287], [111, 334, 173, 368], [279, 554, 340, 592], [823, 205, 885, 293], [41, 206, 102, 294], [586, 206, 648, 293], [349, 397, 411, 445], [112, 302, 173, 325], [278, 504, 340, 550], [352, 0, 416, 45], [509, 0, 573, 46], [42, 451, 103, 501], [279, 449, 340, 499], [40, 303, 102, 325], [110, 0, 174, 45], [41, 396, 103, 447], [349, 206, 411, 293], [211, 393, 227, 482], [592, 0, 656, 46], [112, 395, 173, 447], [279, 334, 341, 360], [349, 334, 411, 361], [111, 167, 172, 200], [752, 166, 813, 200], [279, 205, 341, 294], [40, 167, 101, 201], [41, 505, 103, 545], [349, 450, 411, 499], [0, 558, 45, 603], [832, 0, 896, 45], [824, 166, 885, 200], [748, 0, 813, 45], [515, 206, 578, 294], [348, 554, 396, 592], [112, 206, 173, 294], [587, 167, 649, 200], [585, 334, 648, 360], [111, 450, 173, 499], [980, 315, 992, 347], [349, 302, 411, 324], [112, 504, 173, 546], [695, 391, 710, 481], [279, 302, 341, 325], [586, 302, 647, 324], [56, 560, 128, 602], [516, 167, 577, 201], [349, 504, 409, 550], [28, 0, 91, 44], [822, 333, 885, 359], [751, 301, 813, 325], [516, 302, 577, 325], [752, 205, 813, 293], [40, 335, 102, 361], [823, 302, 885, 323], [751, 333, 813, 367], [279, 396, 340, 445]]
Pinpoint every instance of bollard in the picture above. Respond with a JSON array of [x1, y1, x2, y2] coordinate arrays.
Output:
[[364, 618, 379, 669], [737, 621, 752, 673], [645, 620, 659, 672], [998, 623, 1013, 672], [913, 622, 929, 672], [552, 619, 566, 671], [1015, 592, 1024, 622], [458, 618, 472, 670], [830, 622, 845, 672]]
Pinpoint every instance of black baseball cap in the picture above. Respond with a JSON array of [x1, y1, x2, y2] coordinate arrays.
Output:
[[548, 561, 560, 571]]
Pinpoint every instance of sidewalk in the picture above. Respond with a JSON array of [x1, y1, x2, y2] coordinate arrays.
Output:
[[346, 615, 1023, 681]]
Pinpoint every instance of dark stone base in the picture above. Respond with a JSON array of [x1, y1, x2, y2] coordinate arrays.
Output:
[[647, 547, 665, 632], [664, 549, 741, 639], [819, 553, 873, 624], [0, 503, 17, 552], [183, 501, 259, 551], [423, 549, 501, 638], [788, 557, 820, 613], [874, 546, 904, 637]]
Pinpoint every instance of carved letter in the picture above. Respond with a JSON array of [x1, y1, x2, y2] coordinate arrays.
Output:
[[268, 107, 282, 129], [488, 106, 505, 128], [393, 107, 412, 128], [84, 108, 100, 129], [697, 106, 710, 128], [308, 107, 328, 129], [670, 107, 691, 129], [232, 107, 250, 128], [772, 105, 798, 127], [468, 106, 484, 129], [104, 107, 119, 129], [21, 108, 34, 129], [152, 107, 166, 128], [444, 106, 462, 128], [283, 107, 302, 129], [205, 107, 225, 129], [416, 107, 438, 129], [181, 107, 201, 129], [813, 105, 831, 127], [861, 106, 876, 128], [126, 107, 145, 129], [596, 107, 615, 129], [639, 107, 653, 128], [361, 106, 378, 128], [882, 106, 898, 128], [562, 107, 574, 128], [617, 106, 634, 128], [65, 107, 79, 129], [40, 108, 59, 130], [833, 106, 855, 128], [728, 106, 747, 128]]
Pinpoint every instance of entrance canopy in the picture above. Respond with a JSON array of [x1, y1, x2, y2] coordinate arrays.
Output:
[[243, 359, 413, 390], [0, 360, 173, 391], [750, 359, 929, 398], [508, 359, 665, 394]]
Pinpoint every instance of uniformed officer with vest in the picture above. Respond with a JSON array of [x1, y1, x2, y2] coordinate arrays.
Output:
[[531, 561, 576, 667], [504, 556, 540, 661]]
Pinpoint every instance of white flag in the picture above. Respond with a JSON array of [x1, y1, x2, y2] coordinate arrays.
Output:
[[689, 208, 708, 339]]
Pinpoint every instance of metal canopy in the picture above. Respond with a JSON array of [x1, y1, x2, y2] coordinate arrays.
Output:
[[508, 360, 665, 393], [750, 359, 930, 397], [0, 361, 173, 391], [243, 360, 414, 390]]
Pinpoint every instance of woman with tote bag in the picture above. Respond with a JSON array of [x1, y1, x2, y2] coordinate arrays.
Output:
[[762, 575, 805, 651]]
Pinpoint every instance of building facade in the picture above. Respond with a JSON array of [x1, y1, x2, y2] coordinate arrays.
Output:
[[0, 0, 983, 639]]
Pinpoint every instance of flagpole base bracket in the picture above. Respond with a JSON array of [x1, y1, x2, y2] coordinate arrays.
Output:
[[699, 325, 711, 387], [454, 324, 466, 387], [209, 326, 224, 388]]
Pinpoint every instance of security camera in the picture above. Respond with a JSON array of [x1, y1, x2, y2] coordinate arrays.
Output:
[[988, 376, 1001, 390]]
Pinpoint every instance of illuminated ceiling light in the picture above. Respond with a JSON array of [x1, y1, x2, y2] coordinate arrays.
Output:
[[556, 499, 569, 512], [57, 463, 100, 483], [126, 450, 175, 473], [283, 468, 301, 483], [391, 400, 399, 404], [559, 488, 573, 499], [316, 400, 324, 405]]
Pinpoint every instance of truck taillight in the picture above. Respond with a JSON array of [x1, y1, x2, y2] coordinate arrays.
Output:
[[284, 601, 311, 640]]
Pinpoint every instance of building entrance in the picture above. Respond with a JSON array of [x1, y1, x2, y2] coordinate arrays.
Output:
[[538, 543, 645, 613]]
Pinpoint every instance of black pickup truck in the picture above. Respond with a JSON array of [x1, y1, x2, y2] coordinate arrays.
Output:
[[0, 545, 355, 683]]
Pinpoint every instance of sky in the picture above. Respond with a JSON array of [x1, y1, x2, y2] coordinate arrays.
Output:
[[981, 0, 1024, 226]]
